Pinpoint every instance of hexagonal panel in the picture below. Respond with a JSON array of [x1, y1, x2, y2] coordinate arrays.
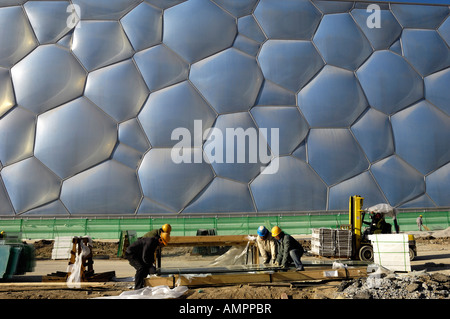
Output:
[[391, 101, 450, 175], [203, 112, 270, 183], [1, 157, 60, 213], [35, 97, 117, 179], [134, 45, 189, 92], [61, 160, 141, 215], [0, 177, 14, 216], [139, 81, 216, 148], [238, 15, 266, 43], [329, 171, 387, 210], [118, 119, 150, 153], [351, 108, 394, 162], [190, 48, 263, 113], [251, 106, 309, 156], [371, 155, 425, 206], [254, 0, 322, 40], [120, 2, 162, 51], [258, 40, 324, 92], [439, 16, 450, 46], [183, 177, 255, 213], [11, 44, 87, 114], [250, 156, 327, 211], [138, 148, 214, 212], [0, 107, 35, 166], [391, 4, 448, 29], [214, 0, 259, 18], [72, 0, 141, 20], [313, 0, 353, 14], [402, 29, 450, 76], [298, 65, 368, 127], [351, 8, 402, 50], [308, 128, 369, 186], [0, 6, 37, 68], [313, 13, 372, 70], [144, 0, 186, 10], [85, 59, 149, 122], [425, 67, 450, 116], [24, 1, 74, 44], [356, 50, 423, 115], [72, 21, 134, 71], [254, 80, 296, 106], [163, 0, 236, 63], [399, 194, 436, 209], [23, 200, 69, 216], [426, 163, 450, 207], [0, 67, 15, 117]]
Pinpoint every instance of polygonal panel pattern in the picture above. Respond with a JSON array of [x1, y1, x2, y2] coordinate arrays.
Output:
[[0, 0, 449, 216]]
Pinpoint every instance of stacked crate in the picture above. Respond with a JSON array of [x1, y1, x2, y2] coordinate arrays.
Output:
[[335, 229, 352, 258], [311, 228, 352, 258]]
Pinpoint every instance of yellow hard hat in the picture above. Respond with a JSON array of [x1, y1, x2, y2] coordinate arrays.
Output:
[[159, 232, 170, 246], [162, 224, 172, 233], [271, 226, 282, 237], [419, 215, 423, 217]]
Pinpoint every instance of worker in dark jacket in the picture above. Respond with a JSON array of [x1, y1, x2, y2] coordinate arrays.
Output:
[[125, 233, 170, 289], [271, 226, 304, 271]]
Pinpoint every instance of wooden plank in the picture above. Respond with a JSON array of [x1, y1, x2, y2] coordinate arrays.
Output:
[[168, 235, 254, 247]]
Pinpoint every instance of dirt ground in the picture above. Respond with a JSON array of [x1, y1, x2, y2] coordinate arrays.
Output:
[[0, 236, 449, 300]]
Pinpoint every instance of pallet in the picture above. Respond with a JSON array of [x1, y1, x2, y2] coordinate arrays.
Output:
[[42, 271, 116, 282]]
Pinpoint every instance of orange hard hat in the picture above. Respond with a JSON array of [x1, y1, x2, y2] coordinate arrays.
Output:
[[162, 224, 172, 233]]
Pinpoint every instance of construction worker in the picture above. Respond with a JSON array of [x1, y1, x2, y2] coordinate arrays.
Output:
[[0, 231, 4, 239], [271, 226, 304, 271], [256, 226, 277, 265], [417, 215, 423, 231], [143, 223, 172, 239], [125, 232, 170, 289]]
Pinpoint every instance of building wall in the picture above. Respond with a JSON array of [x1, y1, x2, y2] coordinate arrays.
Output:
[[0, 0, 449, 217]]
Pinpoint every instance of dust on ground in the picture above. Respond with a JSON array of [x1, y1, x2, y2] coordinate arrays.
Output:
[[0, 235, 449, 299]]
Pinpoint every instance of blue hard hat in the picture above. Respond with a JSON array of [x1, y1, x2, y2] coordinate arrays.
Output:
[[257, 226, 268, 237]]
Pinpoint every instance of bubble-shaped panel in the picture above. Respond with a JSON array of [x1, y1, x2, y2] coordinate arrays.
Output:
[[23, 200, 69, 216], [329, 171, 387, 210], [391, 4, 448, 29], [11, 45, 87, 115], [250, 156, 327, 211], [391, 100, 450, 175], [134, 45, 189, 92], [35, 97, 117, 179], [426, 163, 450, 207], [313, 0, 353, 14], [120, 2, 162, 51], [118, 119, 150, 154], [371, 155, 425, 206], [183, 177, 255, 213], [139, 81, 216, 148], [351, 8, 402, 50], [255, 81, 296, 106], [254, 0, 322, 40], [258, 40, 324, 92], [251, 106, 309, 156], [0, 107, 35, 166], [0, 6, 37, 68], [61, 160, 141, 215], [2, 157, 60, 213], [425, 68, 450, 116], [72, 21, 134, 71], [203, 112, 270, 183], [402, 29, 450, 76], [163, 0, 236, 63], [439, 17, 450, 46], [144, 0, 186, 10], [85, 59, 149, 122], [298, 65, 368, 127], [214, 0, 259, 17], [400, 194, 436, 209], [190, 48, 263, 113], [72, 0, 141, 20], [0, 178, 14, 216], [238, 15, 266, 43], [357, 50, 423, 115], [313, 13, 372, 70], [0, 67, 15, 117], [138, 148, 214, 212], [24, 1, 73, 44], [351, 108, 394, 162]]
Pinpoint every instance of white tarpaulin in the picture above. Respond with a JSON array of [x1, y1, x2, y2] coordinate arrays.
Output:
[[368, 234, 411, 272]]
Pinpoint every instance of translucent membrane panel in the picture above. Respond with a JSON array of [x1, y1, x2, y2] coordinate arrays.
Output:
[[255, 81, 296, 106], [190, 48, 263, 113], [118, 119, 150, 153], [163, 0, 236, 63], [391, 101, 450, 175], [0, 67, 15, 117], [72, 0, 141, 20], [61, 160, 141, 215], [390, 4, 449, 29], [34, 97, 117, 179], [439, 17, 450, 46], [214, 0, 259, 18], [138, 148, 214, 212], [424, 68, 450, 116], [250, 156, 327, 211], [2, 157, 60, 213], [0, 178, 14, 216], [183, 177, 255, 213], [357, 50, 423, 115], [399, 194, 436, 209], [313, 0, 353, 14], [426, 163, 450, 206], [238, 15, 266, 43], [11, 44, 86, 114]]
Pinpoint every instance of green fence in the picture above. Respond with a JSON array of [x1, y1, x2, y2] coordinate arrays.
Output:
[[1, 211, 449, 240]]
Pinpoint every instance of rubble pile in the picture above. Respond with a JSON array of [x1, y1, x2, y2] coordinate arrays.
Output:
[[337, 271, 450, 299]]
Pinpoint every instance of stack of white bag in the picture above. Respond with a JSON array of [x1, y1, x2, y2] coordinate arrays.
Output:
[[95, 285, 188, 299]]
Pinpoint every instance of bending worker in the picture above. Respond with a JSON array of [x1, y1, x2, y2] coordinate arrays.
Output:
[[271, 226, 304, 271], [125, 232, 170, 290], [256, 226, 277, 265], [143, 223, 172, 239]]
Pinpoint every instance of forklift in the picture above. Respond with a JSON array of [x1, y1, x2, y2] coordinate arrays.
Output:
[[344, 195, 417, 262]]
